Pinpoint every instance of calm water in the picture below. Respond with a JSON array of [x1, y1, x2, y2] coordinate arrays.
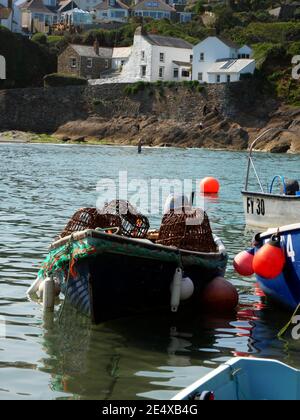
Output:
[[1, 143, 300, 400]]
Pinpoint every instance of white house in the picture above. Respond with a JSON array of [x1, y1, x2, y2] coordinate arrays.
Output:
[[18, 0, 56, 33], [132, 0, 175, 20], [192, 36, 255, 84], [94, 0, 129, 22], [119, 26, 193, 82]]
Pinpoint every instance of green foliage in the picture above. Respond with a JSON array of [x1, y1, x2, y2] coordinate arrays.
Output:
[[32, 33, 48, 45], [44, 73, 88, 87], [0, 26, 56, 89]]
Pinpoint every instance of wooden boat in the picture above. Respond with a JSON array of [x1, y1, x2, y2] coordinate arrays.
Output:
[[254, 224, 300, 310], [33, 228, 227, 324], [172, 357, 300, 400], [242, 129, 300, 228]]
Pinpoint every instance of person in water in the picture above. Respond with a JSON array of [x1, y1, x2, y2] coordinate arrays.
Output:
[[138, 139, 142, 154]]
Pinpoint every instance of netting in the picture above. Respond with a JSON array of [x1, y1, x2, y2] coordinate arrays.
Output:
[[157, 207, 217, 253]]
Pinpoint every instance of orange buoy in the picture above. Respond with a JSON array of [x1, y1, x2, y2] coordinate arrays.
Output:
[[233, 249, 255, 277], [200, 177, 220, 194], [253, 235, 286, 280], [201, 277, 239, 313]]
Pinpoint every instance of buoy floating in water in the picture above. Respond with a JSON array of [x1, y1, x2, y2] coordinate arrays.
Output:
[[233, 249, 255, 277], [200, 177, 220, 194], [253, 235, 286, 280], [201, 276, 239, 313]]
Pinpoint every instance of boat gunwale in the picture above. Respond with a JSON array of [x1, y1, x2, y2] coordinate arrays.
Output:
[[241, 190, 300, 201], [49, 229, 227, 260]]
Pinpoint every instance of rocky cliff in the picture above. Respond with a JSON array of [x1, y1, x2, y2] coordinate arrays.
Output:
[[0, 81, 299, 152]]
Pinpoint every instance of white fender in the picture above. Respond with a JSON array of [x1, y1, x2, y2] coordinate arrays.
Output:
[[171, 267, 183, 312], [43, 277, 55, 312], [27, 276, 42, 297]]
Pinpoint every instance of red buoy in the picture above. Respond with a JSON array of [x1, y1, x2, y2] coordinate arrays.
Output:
[[201, 277, 239, 313], [200, 177, 220, 194], [253, 235, 286, 280], [233, 249, 255, 277]]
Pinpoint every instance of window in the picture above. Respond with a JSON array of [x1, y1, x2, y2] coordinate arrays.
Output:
[[173, 68, 179, 78], [70, 58, 77, 68], [105, 59, 109, 69], [216, 75, 221, 83], [141, 65, 147, 77], [141, 50, 145, 61], [200, 52, 204, 62], [181, 70, 190, 78], [227, 75, 231, 83], [87, 58, 93, 68], [190, 55, 193, 63], [159, 52, 165, 63], [159, 66, 164, 78], [198, 72, 203, 81]]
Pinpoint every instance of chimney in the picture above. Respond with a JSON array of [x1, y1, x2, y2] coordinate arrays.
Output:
[[93, 39, 99, 55]]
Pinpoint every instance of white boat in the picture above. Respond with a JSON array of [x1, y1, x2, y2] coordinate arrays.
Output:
[[172, 357, 300, 400], [242, 129, 300, 228]]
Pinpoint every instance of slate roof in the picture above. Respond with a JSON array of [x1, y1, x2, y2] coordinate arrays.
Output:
[[144, 34, 193, 49], [132, 0, 175, 12], [215, 36, 240, 50], [95, 0, 129, 10], [19, 0, 55, 14], [70, 44, 113, 58], [173, 60, 192, 67]]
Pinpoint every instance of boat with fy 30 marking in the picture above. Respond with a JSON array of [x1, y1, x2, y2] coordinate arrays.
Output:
[[242, 128, 300, 228]]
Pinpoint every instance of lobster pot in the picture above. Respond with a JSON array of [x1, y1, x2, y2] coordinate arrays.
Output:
[[157, 208, 217, 253], [100, 200, 150, 239], [59, 207, 122, 238]]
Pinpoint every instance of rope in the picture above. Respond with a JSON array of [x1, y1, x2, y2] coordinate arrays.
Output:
[[277, 303, 300, 339], [58, 236, 74, 324]]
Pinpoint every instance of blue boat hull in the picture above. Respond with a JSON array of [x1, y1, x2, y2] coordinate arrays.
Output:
[[255, 225, 300, 310]]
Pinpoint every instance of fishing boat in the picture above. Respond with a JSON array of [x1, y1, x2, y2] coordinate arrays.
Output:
[[29, 201, 228, 324], [253, 224, 300, 311], [242, 128, 300, 228], [172, 357, 300, 400]]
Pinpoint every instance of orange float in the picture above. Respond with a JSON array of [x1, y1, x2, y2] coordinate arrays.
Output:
[[200, 177, 220, 194], [233, 249, 255, 277], [253, 235, 286, 279]]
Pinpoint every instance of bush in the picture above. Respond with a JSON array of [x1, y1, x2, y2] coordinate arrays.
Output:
[[32, 33, 48, 45], [44, 73, 88, 87]]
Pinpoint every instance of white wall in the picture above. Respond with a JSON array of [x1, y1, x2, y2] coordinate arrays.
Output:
[[207, 62, 256, 84], [238, 45, 253, 58], [120, 33, 192, 82], [192, 37, 238, 82], [112, 57, 129, 70], [150, 44, 192, 82]]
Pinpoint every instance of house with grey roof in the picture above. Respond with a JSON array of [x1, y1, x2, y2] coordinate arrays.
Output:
[[58, 41, 113, 79], [132, 0, 175, 20], [114, 26, 193, 83], [94, 0, 129, 22], [192, 36, 255, 84]]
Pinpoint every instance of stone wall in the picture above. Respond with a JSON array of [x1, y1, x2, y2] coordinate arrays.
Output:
[[0, 81, 267, 133]]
